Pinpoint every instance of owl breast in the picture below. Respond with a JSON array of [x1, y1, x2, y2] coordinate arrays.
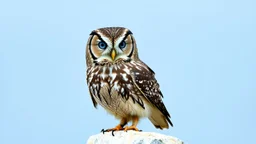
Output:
[[87, 63, 151, 119]]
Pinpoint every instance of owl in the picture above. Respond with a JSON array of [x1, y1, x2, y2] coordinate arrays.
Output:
[[86, 27, 173, 134]]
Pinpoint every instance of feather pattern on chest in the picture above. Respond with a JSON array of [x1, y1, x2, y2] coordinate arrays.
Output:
[[86, 61, 151, 110]]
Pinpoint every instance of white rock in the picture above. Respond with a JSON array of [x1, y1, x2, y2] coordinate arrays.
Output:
[[87, 131, 183, 144]]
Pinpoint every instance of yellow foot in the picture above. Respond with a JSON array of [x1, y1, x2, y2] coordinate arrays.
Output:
[[124, 126, 142, 132], [101, 125, 124, 136]]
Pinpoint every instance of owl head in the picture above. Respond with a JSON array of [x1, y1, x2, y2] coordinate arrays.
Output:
[[86, 27, 139, 67]]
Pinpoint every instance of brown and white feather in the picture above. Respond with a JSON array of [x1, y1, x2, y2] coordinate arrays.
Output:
[[86, 27, 173, 129]]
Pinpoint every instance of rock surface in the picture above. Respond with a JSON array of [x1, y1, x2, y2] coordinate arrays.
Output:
[[87, 131, 183, 144]]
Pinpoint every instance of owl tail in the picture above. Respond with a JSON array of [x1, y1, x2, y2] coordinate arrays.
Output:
[[148, 108, 170, 129]]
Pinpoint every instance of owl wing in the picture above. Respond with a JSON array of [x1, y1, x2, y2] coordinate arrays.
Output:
[[88, 88, 98, 108], [131, 61, 173, 127], [86, 67, 98, 108]]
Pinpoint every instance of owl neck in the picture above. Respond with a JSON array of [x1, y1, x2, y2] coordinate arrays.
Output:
[[93, 58, 132, 66]]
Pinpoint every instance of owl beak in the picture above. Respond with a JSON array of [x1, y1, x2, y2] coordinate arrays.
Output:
[[111, 49, 116, 60]]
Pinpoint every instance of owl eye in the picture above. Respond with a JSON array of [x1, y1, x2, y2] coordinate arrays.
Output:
[[98, 41, 107, 49], [119, 40, 126, 49]]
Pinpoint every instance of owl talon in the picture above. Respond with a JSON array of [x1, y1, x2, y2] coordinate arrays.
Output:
[[101, 129, 116, 136], [101, 129, 105, 134], [100, 124, 124, 136]]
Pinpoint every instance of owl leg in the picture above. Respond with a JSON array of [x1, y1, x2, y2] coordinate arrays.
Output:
[[124, 116, 142, 132], [101, 118, 127, 136]]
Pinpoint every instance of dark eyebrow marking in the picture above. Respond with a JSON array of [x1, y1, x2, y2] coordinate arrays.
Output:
[[119, 30, 133, 52], [88, 35, 97, 60], [90, 31, 105, 42], [128, 35, 134, 57], [122, 30, 133, 41]]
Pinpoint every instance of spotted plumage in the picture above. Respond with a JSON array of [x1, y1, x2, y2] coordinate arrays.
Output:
[[85, 27, 173, 133]]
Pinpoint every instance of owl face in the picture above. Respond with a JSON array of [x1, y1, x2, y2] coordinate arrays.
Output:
[[86, 27, 139, 66]]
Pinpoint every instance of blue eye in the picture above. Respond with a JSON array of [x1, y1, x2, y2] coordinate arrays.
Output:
[[98, 41, 107, 49], [119, 41, 126, 49]]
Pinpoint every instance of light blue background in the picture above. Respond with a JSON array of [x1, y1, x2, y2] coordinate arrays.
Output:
[[1, 0, 255, 144]]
